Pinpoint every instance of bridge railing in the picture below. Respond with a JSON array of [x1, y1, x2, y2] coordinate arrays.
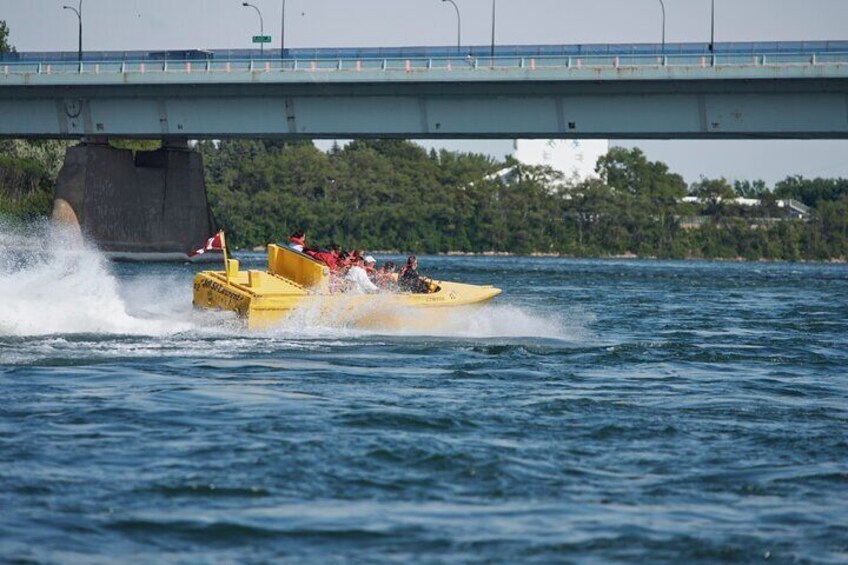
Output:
[[3, 51, 847, 76], [4, 41, 848, 64]]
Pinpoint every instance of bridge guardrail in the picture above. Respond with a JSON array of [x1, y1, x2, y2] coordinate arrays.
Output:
[[4, 41, 848, 63], [2, 52, 847, 77]]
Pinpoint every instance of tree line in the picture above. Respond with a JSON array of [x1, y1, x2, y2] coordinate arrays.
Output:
[[197, 139, 848, 261]]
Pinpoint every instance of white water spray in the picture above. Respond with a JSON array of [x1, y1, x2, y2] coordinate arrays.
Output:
[[258, 294, 582, 342], [0, 219, 190, 336]]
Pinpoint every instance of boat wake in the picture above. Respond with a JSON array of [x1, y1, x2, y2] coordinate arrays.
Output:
[[256, 297, 581, 342]]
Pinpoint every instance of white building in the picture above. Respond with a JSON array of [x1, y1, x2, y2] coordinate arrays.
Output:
[[512, 139, 610, 184]]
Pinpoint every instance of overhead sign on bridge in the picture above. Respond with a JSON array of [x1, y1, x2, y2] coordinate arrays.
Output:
[[252, 35, 272, 44]]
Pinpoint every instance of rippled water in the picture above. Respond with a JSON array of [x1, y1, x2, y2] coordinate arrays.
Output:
[[1, 225, 847, 563]]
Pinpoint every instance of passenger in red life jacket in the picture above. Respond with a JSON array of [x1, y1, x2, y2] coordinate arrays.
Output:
[[307, 243, 340, 271], [337, 250, 354, 274], [286, 230, 306, 252]]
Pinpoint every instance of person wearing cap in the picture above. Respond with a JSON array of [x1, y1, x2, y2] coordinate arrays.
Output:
[[363, 255, 377, 279]]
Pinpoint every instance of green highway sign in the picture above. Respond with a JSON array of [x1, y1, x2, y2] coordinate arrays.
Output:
[[252, 35, 272, 44]]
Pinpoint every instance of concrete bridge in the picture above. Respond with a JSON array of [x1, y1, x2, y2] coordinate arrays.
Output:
[[2, 42, 848, 140], [2, 42, 846, 256]]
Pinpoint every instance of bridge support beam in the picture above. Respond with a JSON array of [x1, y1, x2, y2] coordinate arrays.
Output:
[[51, 141, 217, 259]]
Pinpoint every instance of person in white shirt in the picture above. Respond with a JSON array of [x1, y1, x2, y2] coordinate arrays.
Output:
[[344, 256, 380, 294], [364, 256, 377, 279]]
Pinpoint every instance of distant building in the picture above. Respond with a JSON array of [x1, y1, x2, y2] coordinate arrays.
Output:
[[513, 139, 610, 184], [681, 196, 811, 219]]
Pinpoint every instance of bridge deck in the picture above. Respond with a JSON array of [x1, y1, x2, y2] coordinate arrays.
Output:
[[1, 45, 847, 140]]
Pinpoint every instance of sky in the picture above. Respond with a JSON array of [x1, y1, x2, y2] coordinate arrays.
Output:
[[2, 0, 847, 185]]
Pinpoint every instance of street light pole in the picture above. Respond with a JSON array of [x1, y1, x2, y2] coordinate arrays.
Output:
[[62, 0, 82, 67], [709, 0, 715, 53], [441, 0, 461, 55], [280, 0, 286, 60], [657, 0, 666, 54], [490, 0, 496, 59], [242, 2, 265, 56]]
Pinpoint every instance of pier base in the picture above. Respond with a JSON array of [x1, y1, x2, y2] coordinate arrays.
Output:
[[52, 141, 217, 259]]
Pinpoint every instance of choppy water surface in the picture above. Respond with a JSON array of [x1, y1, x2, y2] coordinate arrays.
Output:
[[1, 225, 847, 563]]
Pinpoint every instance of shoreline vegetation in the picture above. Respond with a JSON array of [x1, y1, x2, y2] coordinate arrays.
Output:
[[200, 139, 847, 263], [1, 138, 847, 263], [440, 250, 847, 262]]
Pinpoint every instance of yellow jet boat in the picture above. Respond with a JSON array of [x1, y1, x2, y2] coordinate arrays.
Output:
[[192, 244, 502, 329]]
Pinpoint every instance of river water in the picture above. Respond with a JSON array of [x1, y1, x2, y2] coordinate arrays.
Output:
[[1, 223, 847, 563]]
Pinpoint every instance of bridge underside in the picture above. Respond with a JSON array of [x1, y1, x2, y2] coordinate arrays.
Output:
[[2, 77, 847, 140]]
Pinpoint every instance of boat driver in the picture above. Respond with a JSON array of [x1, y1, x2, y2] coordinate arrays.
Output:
[[399, 256, 430, 293]]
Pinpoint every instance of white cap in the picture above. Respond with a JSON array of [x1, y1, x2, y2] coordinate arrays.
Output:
[[364, 255, 376, 263]]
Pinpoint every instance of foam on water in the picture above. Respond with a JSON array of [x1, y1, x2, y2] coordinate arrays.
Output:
[[258, 295, 584, 342], [0, 220, 189, 337], [394, 304, 585, 340]]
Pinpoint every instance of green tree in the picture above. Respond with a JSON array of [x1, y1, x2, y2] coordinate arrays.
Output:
[[595, 147, 686, 256], [0, 20, 14, 54], [0, 140, 72, 218], [690, 177, 736, 216], [0, 155, 53, 218], [734, 179, 768, 198], [774, 175, 848, 207], [186, 140, 848, 261]]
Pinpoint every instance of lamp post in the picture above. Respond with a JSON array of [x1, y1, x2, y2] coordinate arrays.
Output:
[[709, 0, 715, 53], [657, 0, 666, 54], [242, 1, 265, 55], [441, 0, 461, 55], [280, 0, 286, 60], [62, 0, 82, 67], [490, 0, 496, 59]]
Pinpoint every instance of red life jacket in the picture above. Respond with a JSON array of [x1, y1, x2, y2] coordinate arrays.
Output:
[[310, 250, 338, 270]]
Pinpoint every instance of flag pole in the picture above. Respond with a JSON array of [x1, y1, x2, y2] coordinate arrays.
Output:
[[220, 230, 230, 283]]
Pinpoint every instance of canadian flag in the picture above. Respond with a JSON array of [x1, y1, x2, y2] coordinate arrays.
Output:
[[189, 231, 225, 257]]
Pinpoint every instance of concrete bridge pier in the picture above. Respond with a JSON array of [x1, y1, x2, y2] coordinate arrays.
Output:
[[51, 139, 218, 259]]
